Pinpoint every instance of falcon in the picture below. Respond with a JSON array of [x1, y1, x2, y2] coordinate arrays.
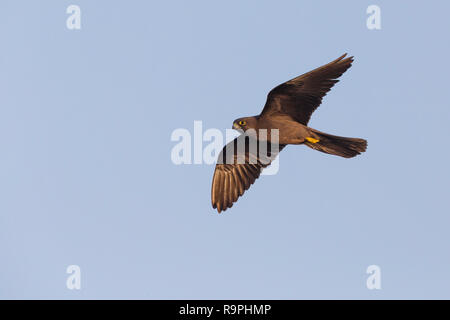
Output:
[[211, 54, 367, 213]]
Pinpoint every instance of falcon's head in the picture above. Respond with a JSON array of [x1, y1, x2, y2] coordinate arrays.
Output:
[[232, 117, 257, 131]]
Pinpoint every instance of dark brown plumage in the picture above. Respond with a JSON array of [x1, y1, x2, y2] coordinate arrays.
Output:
[[211, 54, 367, 213]]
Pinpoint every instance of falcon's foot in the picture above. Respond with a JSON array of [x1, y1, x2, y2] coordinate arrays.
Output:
[[305, 137, 320, 144]]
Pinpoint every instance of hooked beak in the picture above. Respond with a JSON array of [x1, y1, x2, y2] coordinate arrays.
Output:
[[232, 122, 241, 130]]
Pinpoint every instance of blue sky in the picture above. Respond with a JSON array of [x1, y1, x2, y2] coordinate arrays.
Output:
[[1, 0, 450, 299]]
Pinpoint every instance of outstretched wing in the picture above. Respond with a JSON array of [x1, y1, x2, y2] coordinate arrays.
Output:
[[211, 134, 285, 213], [259, 54, 354, 125]]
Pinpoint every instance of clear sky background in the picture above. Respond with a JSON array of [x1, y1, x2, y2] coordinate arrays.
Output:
[[1, 0, 449, 299]]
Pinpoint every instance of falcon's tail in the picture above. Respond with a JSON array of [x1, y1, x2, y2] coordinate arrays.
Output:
[[305, 129, 367, 158]]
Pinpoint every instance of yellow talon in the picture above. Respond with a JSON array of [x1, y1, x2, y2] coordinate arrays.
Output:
[[305, 137, 320, 144]]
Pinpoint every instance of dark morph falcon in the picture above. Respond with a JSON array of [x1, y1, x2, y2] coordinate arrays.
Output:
[[211, 54, 367, 213]]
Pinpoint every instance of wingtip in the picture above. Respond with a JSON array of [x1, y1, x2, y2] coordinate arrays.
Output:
[[329, 53, 351, 65], [212, 201, 231, 214], [345, 53, 354, 61], [338, 53, 354, 61], [336, 53, 354, 66]]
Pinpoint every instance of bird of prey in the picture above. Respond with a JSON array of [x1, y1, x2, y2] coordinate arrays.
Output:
[[211, 54, 367, 213]]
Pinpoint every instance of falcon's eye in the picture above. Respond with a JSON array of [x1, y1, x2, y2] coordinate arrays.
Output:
[[238, 120, 246, 126]]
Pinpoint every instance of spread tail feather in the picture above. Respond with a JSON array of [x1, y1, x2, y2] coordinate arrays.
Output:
[[305, 129, 367, 158]]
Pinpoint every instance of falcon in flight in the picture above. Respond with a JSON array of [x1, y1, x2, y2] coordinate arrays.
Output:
[[211, 54, 367, 213]]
